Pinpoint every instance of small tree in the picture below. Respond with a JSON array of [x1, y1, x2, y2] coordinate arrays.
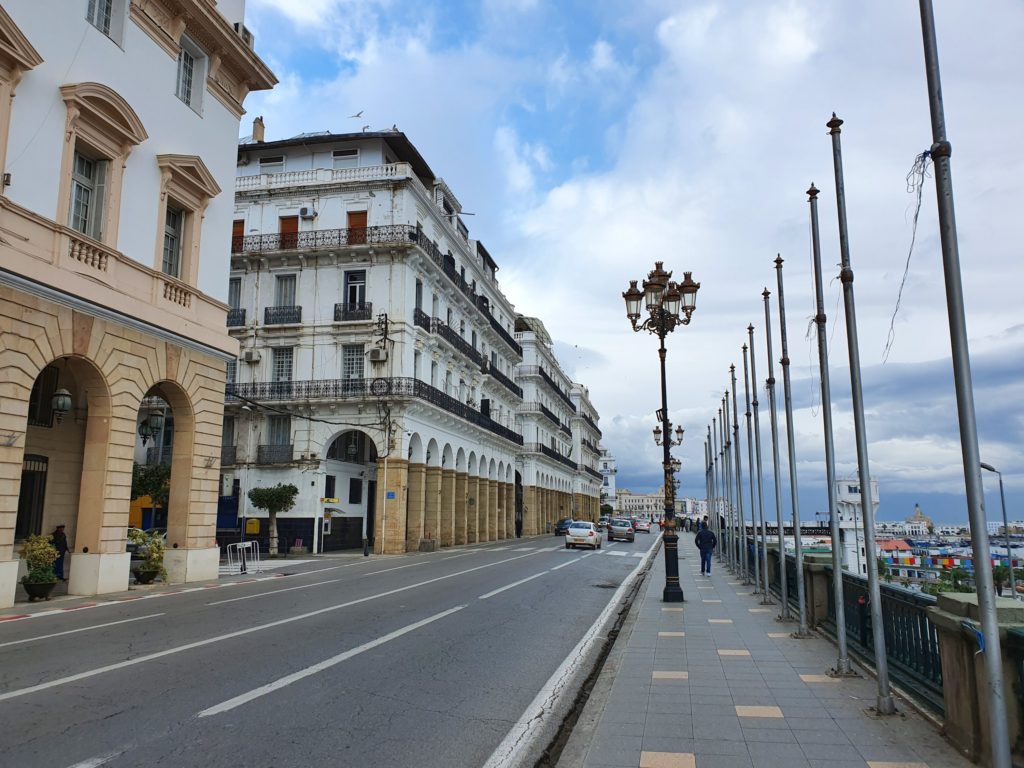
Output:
[[248, 483, 298, 555], [877, 556, 893, 583], [131, 462, 170, 509], [600, 503, 613, 516], [993, 565, 1010, 597]]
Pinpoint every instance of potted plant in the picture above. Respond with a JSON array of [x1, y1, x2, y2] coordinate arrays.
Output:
[[19, 534, 58, 601], [128, 528, 166, 584]]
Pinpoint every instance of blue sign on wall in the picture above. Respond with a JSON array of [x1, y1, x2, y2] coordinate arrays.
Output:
[[386, 491, 396, 499]]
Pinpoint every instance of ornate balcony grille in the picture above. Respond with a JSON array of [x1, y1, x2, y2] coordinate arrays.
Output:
[[582, 413, 602, 436], [584, 465, 603, 480], [232, 225, 415, 254], [264, 306, 302, 325], [221, 445, 237, 466], [522, 442, 577, 471], [485, 365, 523, 399], [413, 308, 432, 332], [434, 320, 483, 366], [226, 308, 246, 327], [334, 302, 373, 322], [539, 403, 560, 427], [257, 444, 294, 464]]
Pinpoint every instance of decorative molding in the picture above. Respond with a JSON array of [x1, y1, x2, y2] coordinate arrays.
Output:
[[0, 6, 43, 86], [60, 82, 149, 155]]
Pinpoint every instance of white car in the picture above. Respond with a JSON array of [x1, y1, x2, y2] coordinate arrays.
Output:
[[565, 521, 601, 550]]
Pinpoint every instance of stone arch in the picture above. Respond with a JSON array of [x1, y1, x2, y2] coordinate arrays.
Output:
[[455, 447, 467, 473], [441, 443, 455, 471], [407, 432, 425, 464], [426, 438, 441, 468], [324, 427, 383, 462], [467, 451, 478, 475]]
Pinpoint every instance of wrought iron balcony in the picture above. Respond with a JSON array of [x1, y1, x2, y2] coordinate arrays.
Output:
[[584, 465, 603, 480], [221, 445, 237, 466], [334, 302, 373, 322], [517, 366, 577, 412], [484, 364, 523, 399], [539, 403, 560, 427], [257, 444, 294, 464], [226, 308, 246, 327], [413, 307, 432, 332], [487, 314, 522, 358], [227, 378, 523, 446], [434, 320, 483, 366], [264, 305, 302, 325], [559, 422, 571, 437], [582, 412, 602, 437], [522, 442, 577, 471], [232, 224, 416, 254]]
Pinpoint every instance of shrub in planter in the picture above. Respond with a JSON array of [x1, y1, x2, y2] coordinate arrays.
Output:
[[128, 528, 167, 582], [19, 534, 58, 585]]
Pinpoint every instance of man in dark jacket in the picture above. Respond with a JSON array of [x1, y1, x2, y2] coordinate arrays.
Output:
[[695, 522, 717, 576], [51, 524, 69, 581]]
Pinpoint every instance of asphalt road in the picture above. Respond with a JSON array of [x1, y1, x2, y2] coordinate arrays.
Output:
[[0, 532, 659, 768]]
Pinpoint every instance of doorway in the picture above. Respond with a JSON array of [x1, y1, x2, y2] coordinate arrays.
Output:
[[15, 455, 48, 539]]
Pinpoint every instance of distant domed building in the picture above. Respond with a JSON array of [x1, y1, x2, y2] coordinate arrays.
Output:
[[905, 504, 934, 535]]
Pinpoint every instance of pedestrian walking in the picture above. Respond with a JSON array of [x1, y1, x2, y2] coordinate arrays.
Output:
[[51, 524, 69, 581], [514, 516, 523, 538], [695, 521, 717, 576]]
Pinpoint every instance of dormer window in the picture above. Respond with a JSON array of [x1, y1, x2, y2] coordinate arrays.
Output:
[[333, 149, 358, 169]]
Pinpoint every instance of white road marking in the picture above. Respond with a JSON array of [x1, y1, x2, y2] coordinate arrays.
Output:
[[65, 750, 124, 768], [0, 614, 164, 649], [197, 605, 466, 717], [605, 551, 628, 557], [207, 578, 344, 606], [478, 572, 548, 600], [0, 549, 548, 702], [483, 535, 660, 768]]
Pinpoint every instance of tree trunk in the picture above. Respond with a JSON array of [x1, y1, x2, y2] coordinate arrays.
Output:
[[269, 511, 279, 556]]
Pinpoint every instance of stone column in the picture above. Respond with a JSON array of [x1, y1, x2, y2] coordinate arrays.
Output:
[[423, 466, 442, 545], [478, 476, 490, 542], [454, 471, 468, 545], [523, 486, 538, 536], [484, 480, 495, 541], [440, 469, 456, 547], [373, 458, 408, 554], [495, 481, 505, 540], [505, 483, 514, 538], [405, 463, 426, 551], [467, 475, 480, 543]]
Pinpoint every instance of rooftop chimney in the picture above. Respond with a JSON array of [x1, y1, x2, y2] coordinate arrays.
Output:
[[252, 116, 265, 143]]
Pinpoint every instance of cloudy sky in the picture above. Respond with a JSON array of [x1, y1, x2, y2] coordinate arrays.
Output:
[[241, 0, 1023, 526]]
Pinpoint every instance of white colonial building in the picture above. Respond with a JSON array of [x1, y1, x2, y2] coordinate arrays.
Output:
[[598, 447, 618, 512], [0, 1, 274, 607], [223, 128, 600, 553]]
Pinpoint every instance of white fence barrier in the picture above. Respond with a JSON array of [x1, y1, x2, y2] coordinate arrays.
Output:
[[226, 541, 262, 575]]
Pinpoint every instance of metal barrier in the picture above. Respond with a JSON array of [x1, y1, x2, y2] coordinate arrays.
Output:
[[226, 541, 262, 575]]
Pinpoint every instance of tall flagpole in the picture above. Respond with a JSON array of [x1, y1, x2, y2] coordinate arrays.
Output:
[[749, 324, 772, 605], [763, 289, 791, 620]]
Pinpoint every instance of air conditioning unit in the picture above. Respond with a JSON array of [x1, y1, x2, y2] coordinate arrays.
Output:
[[233, 22, 255, 49], [242, 348, 261, 363], [368, 348, 388, 363], [299, 206, 317, 219]]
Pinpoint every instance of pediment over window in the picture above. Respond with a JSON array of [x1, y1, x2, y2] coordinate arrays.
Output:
[[60, 82, 148, 155], [0, 6, 43, 82], [157, 154, 221, 209]]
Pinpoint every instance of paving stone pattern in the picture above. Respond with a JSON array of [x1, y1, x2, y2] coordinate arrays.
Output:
[[574, 549, 973, 768]]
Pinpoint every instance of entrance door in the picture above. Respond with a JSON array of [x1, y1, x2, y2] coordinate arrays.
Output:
[[232, 219, 244, 252], [347, 210, 367, 245], [15, 455, 48, 539], [279, 216, 299, 250]]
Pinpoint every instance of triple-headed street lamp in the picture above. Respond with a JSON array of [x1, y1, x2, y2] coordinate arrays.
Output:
[[624, 262, 700, 602]]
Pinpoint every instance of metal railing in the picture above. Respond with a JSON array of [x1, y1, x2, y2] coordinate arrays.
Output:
[[256, 444, 294, 464], [519, 366, 576, 412], [413, 307, 432, 332], [227, 378, 523, 446], [559, 422, 571, 437], [434, 319, 483, 365], [232, 224, 414, 254], [221, 445, 237, 466], [539, 403, 560, 427], [581, 412, 601, 436], [484, 364, 523, 399], [584, 465, 602, 480], [226, 308, 246, 327], [522, 442, 577, 471], [264, 306, 302, 325], [487, 314, 522, 358], [334, 302, 373, 322]]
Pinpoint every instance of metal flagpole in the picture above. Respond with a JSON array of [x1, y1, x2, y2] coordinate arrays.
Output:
[[749, 325, 772, 605], [707, 425, 716, 541], [742, 347, 760, 593], [808, 184, 853, 672], [775, 256, 810, 637], [712, 416, 721, 561], [918, 3, 1011, 758], [723, 392, 735, 573], [763, 288, 791, 620], [731, 367, 750, 585], [827, 113, 896, 714]]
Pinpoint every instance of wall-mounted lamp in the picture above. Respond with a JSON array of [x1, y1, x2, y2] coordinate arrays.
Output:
[[51, 388, 72, 424]]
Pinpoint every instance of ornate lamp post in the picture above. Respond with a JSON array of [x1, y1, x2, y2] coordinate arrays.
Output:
[[624, 262, 700, 602]]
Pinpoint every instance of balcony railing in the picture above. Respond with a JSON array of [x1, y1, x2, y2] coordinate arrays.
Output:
[[539, 403, 560, 427], [264, 305, 302, 325], [582, 412, 601, 437], [434, 319, 483, 366], [559, 422, 571, 437], [235, 162, 415, 193], [522, 442, 577, 471], [584, 465, 603, 480], [334, 302, 373, 322], [227, 377, 523, 446], [518, 366, 577, 412], [582, 438, 599, 454], [487, 314, 522, 358], [145, 446, 172, 466], [226, 308, 246, 327], [221, 445, 237, 466], [233, 224, 415, 254], [485, 364, 522, 399], [257, 444, 294, 464]]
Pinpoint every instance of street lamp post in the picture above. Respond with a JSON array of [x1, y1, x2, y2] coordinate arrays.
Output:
[[981, 462, 1016, 600], [624, 262, 700, 602]]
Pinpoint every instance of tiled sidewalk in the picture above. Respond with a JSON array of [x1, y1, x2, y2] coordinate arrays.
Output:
[[567, 546, 972, 768]]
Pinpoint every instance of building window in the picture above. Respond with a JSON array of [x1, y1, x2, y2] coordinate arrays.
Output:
[[26, 366, 59, 428], [325, 475, 336, 499], [272, 347, 293, 382], [86, 0, 112, 35], [342, 345, 364, 380], [70, 150, 107, 240], [162, 205, 184, 277], [344, 270, 366, 305], [333, 149, 359, 169], [222, 415, 235, 447], [267, 415, 291, 445], [225, 359, 237, 383], [430, 361, 438, 388], [228, 278, 241, 310], [415, 279, 423, 311], [275, 274, 296, 307], [349, 478, 363, 504], [259, 155, 284, 174], [413, 351, 421, 380], [175, 36, 207, 113]]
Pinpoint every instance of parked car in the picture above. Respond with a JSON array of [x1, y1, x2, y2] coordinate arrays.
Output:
[[553, 518, 574, 536], [607, 518, 635, 543], [633, 519, 652, 534], [565, 521, 601, 550]]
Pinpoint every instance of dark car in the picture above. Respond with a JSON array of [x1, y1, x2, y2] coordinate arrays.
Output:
[[607, 518, 635, 543], [554, 518, 574, 536]]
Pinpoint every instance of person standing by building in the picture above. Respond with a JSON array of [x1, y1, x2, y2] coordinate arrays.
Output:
[[51, 525, 69, 582], [695, 521, 717, 577]]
